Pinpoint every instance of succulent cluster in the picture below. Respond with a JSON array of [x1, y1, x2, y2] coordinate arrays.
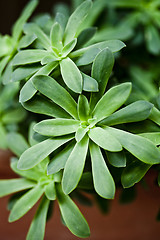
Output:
[[1, 0, 160, 239]]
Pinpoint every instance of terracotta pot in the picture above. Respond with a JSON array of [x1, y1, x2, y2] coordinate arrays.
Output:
[[0, 150, 160, 240]]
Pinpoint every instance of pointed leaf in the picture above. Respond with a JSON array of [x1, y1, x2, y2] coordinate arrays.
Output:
[[62, 39, 77, 58], [76, 47, 100, 66], [92, 82, 132, 122], [78, 95, 90, 121], [89, 142, 115, 199], [50, 22, 63, 50], [57, 184, 90, 238], [63, 0, 92, 44], [82, 72, 98, 92], [18, 34, 37, 49], [89, 127, 122, 152], [106, 151, 126, 168], [26, 196, 50, 240], [32, 75, 78, 119], [121, 161, 151, 188], [62, 135, 89, 194], [34, 119, 80, 137], [100, 100, 153, 126], [149, 106, 160, 126], [76, 27, 97, 49], [18, 135, 74, 170], [0, 122, 7, 149], [13, 50, 47, 65], [60, 57, 83, 93], [0, 178, 35, 197], [12, 65, 41, 82], [45, 181, 56, 200], [9, 185, 44, 222], [75, 126, 88, 142], [106, 127, 160, 164]]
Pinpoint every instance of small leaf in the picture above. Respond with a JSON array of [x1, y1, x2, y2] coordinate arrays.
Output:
[[121, 161, 151, 188], [149, 106, 160, 126], [18, 34, 37, 49], [23, 22, 50, 50], [92, 82, 132, 122], [47, 142, 75, 175], [82, 72, 98, 92], [34, 119, 80, 137], [76, 47, 100, 66], [45, 181, 56, 200], [7, 132, 29, 157], [2, 108, 26, 124], [139, 132, 160, 145], [60, 57, 83, 93], [90, 48, 114, 110], [57, 183, 90, 238], [100, 100, 153, 126], [75, 126, 88, 142], [9, 185, 44, 222], [18, 135, 74, 170], [26, 196, 50, 240], [50, 22, 63, 51], [78, 95, 90, 121], [0, 55, 10, 77], [62, 135, 89, 194], [22, 95, 71, 118], [12, 0, 38, 41], [106, 151, 126, 168], [88, 127, 122, 152], [63, 0, 93, 44], [62, 38, 77, 58], [12, 65, 41, 82], [106, 127, 160, 164], [145, 24, 160, 55], [0, 178, 35, 197], [89, 141, 115, 199], [0, 122, 7, 149], [13, 50, 47, 65]]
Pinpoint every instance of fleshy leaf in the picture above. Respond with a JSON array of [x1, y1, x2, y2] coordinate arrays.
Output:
[[13, 50, 47, 65], [88, 127, 122, 152], [45, 181, 56, 200], [76, 27, 97, 49], [82, 72, 98, 92], [106, 151, 126, 168], [57, 184, 90, 238], [34, 119, 80, 137], [50, 22, 63, 51], [26, 196, 50, 240], [18, 135, 74, 170], [62, 39, 77, 58], [89, 141, 115, 199], [78, 95, 90, 121], [62, 135, 89, 194]]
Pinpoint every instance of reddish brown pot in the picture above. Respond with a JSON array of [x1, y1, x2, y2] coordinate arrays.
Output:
[[0, 150, 160, 240]]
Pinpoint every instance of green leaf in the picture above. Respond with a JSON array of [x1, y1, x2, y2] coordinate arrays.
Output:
[[23, 22, 50, 49], [60, 57, 83, 93], [70, 40, 126, 58], [57, 184, 90, 238], [106, 127, 160, 164], [18, 135, 74, 170], [90, 48, 114, 110], [63, 0, 93, 44], [88, 127, 122, 152], [19, 62, 58, 103], [9, 185, 44, 222], [32, 75, 78, 119], [13, 50, 47, 65], [89, 142, 115, 199], [145, 24, 160, 55], [0, 122, 7, 149], [139, 132, 160, 145], [76, 47, 100, 66], [7, 132, 29, 157], [149, 107, 160, 126], [12, 0, 38, 41], [76, 27, 97, 49], [47, 142, 75, 175], [62, 135, 89, 194], [75, 126, 88, 142], [82, 72, 98, 92], [0, 178, 35, 197], [34, 119, 80, 137], [121, 161, 151, 188], [50, 22, 63, 51], [0, 55, 10, 77], [22, 95, 71, 118], [100, 100, 153, 126], [26, 196, 50, 240], [92, 82, 132, 122], [78, 95, 90, 121], [106, 151, 126, 167], [55, 12, 68, 33], [62, 39, 77, 58], [18, 34, 37, 49], [12, 65, 41, 82], [11, 157, 42, 181], [77, 172, 93, 190], [2, 108, 26, 124], [45, 181, 56, 200], [2, 60, 13, 84]]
